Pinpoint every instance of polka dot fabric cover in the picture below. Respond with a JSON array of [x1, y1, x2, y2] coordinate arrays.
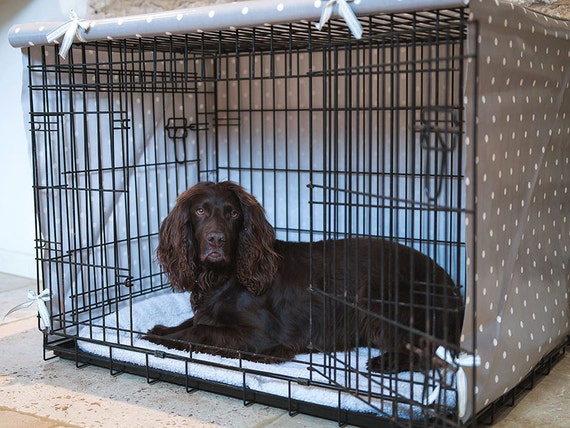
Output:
[[462, 0, 570, 421], [7, 0, 468, 49]]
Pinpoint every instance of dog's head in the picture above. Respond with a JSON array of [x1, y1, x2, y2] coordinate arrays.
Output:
[[156, 181, 279, 295]]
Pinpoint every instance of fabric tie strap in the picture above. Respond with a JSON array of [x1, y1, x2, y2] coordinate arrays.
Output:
[[4, 289, 52, 331], [315, 0, 363, 40], [425, 346, 481, 417], [46, 10, 91, 59]]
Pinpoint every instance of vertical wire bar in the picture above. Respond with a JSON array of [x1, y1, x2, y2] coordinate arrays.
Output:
[[273, 27, 282, 237], [103, 40, 112, 331], [197, 35, 205, 183], [192, 34, 201, 184], [134, 43, 150, 297], [319, 31, 329, 379], [284, 25, 293, 240], [222, 32, 231, 182], [116, 39, 131, 342], [64, 46, 79, 337], [342, 35, 352, 392], [387, 13, 399, 382], [156, 38, 173, 198], [141, 39, 162, 293], [365, 15, 374, 404], [235, 29, 243, 185], [128, 42, 143, 341], [442, 14, 453, 357], [56, 44, 69, 332], [330, 36, 339, 385], [111, 41, 125, 343], [292, 25, 302, 241], [91, 42, 104, 340], [394, 18, 402, 304], [45, 47, 56, 331], [44, 47, 58, 332], [353, 35, 363, 396], [378, 26, 389, 407], [307, 21, 315, 383], [113, 41, 124, 343], [278, 26, 286, 238], [81, 42, 94, 340], [409, 11, 420, 391], [213, 32, 223, 183], [49, 45, 63, 334], [156, 38, 173, 213], [244, 30, 251, 190], [27, 47, 49, 341]]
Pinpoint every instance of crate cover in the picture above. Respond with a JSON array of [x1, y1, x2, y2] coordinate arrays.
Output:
[[9, 0, 570, 422], [462, 0, 570, 417]]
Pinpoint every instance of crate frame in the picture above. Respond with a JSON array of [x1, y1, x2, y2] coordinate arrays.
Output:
[[10, 0, 570, 426]]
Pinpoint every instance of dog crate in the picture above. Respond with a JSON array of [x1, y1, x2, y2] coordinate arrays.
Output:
[[9, 0, 570, 426]]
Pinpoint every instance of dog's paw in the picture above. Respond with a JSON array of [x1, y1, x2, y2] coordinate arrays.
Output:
[[367, 352, 416, 373], [141, 325, 191, 351], [141, 325, 170, 346], [145, 324, 170, 337]]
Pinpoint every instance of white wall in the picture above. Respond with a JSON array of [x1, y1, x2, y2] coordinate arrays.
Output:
[[0, 0, 88, 278]]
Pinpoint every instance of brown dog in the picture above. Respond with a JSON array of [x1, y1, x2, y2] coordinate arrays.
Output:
[[144, 181, 464, 372]]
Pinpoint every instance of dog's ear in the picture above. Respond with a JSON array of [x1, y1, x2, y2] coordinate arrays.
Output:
[[225, 182, 279, 295], [156, 188, 198, 292]]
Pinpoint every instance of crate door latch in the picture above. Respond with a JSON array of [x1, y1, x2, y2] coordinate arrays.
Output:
[[166, 117, 209, 164], [416, 107, 461, 202]]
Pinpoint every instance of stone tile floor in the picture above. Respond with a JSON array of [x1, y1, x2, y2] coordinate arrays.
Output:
[[1, 272, 568, 427]]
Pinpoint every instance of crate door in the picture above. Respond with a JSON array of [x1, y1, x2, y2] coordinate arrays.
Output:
[[308, 14, 468, 417]]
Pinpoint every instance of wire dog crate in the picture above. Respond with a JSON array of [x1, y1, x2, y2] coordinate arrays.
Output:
[[9, 0, 570, 426]]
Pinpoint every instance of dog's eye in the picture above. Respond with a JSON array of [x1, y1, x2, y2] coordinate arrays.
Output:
[[230, 210, 240, 218], [195, 207, 205, 216]]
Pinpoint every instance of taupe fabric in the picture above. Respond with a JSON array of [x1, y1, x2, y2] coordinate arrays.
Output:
[[463, 0, 570, 420]]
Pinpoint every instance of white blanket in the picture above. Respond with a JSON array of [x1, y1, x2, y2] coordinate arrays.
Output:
[[78, 290, 457, 419]]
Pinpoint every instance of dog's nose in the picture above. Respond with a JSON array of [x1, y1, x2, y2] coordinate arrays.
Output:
[[207, 232, 226, 247]]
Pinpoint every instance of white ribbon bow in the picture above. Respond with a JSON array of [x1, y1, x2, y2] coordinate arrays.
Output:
[[425, 346, 481, 417], [4, 289, 52, 331], [46, 10, 91, 59], [315, 0, 363, 40]]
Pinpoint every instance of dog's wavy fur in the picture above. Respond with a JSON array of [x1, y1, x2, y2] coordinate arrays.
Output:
[[145, 181, 464, 372]]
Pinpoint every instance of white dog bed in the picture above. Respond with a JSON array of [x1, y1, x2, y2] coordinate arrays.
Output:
[[78, 290, 457, 419]]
